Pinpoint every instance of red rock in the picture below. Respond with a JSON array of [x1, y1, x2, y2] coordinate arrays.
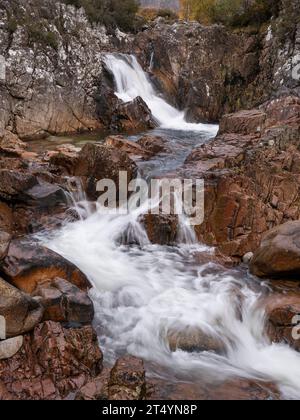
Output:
[[0, 321, 103, 400], [1, 240, 91, 293]]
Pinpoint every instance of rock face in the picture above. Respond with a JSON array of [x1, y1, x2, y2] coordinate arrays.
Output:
[[0, 240, 91, 293], [250, 222, 300, 278], [133, 1, 300, 122], [0, 321, 103, 400], [175, 96, 300, 259], [0, 278, 43, 338], [0, 202, 12, 260]]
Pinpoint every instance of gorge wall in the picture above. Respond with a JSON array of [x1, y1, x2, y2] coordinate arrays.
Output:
[[0, 0, 299, 141]]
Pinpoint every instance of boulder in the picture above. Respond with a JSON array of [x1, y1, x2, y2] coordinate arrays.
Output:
[[250, 222, 300, 278], [0, 170, 38, 201], [76, 355, 147, 401], [0, 277, 44, 338], [264, 294, 300, 351], [0, 336, 23, 360], [74, 143, 138, 200], [137, 135, 169, 156], [33, 278, 94, 326], [0, 321, 103, 400], [0, 240, 91, 293], [167, 327, 226, 354], [0, 131, 27, 157], [141, 213, 178, 245], [105, 135, 152, 159], [108, 356, 146, 400], [0, 202, 13, 260], [111, 96, 157, 132]]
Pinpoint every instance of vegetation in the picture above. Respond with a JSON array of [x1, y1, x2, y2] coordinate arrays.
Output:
[[138, 7, 179, 22], [63, 0, 140, 32], [180, 0, 279, 27]]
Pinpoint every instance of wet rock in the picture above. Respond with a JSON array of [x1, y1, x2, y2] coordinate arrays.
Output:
[[167, 327, 226, 355], [0, 321, 103, 400], [108, 355, 146, 400], [111, 97, 157, 132], [142, 213, 178, 245], [250, 222, 300, 279], [147, 377, 280, 400], [0, 277, 43, 338], [137, 135, 169, 156], [0, 240, 91, 294], [33, 278, 94, 326], [24, 182, 67, 208], [0, 336, 23, 360], [74, 143, 138, 200], [0, 202, 13, 260], [264, 294, 300, 352], [105, 135, 152, 159]]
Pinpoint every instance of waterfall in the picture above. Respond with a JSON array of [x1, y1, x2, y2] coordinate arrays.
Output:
[[104, 54, 218, 134]]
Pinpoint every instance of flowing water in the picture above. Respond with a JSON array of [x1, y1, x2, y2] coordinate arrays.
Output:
[[41, 54, 300, 399]]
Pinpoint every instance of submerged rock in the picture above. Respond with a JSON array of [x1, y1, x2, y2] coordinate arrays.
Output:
[[167, 327, 226, 355], [0, 278, 43, 338], [250, 222, 300, 279], [142, 213, 178, 245], [0, 240, 91, 294]]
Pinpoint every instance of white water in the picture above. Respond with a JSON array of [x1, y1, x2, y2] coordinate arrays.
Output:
[[40, 55, 300, 399], [43, 191, 300, 399], [104, 54, 218, 134]]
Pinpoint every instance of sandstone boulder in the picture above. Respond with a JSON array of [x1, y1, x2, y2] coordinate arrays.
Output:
[[0, 321, 103, 400], [0, 240, 91, 293], [33, 278, 94, 326], [137, 135, 169, 156], [219, 110, 266, 135], [250, 222, 300, 278], [0, 277, 44, 338], [0, 170, 38, 201], [105, 135, 151, 159], [0, 131, 27, 157]]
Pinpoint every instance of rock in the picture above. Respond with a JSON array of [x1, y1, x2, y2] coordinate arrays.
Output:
[[0, 321, 103, 400], [0, 336, 23, 360], [74, 143, 138, 200], [33, 278, 94, 326], [167, 327, 226, 355], [263, 294, 300, 352], [24, 182, 67, 208], [75, 368, 111, 400], [0, 131, 27, 157], [0, 170, 38, 201], [147, 377, 280, 400], [219, 110, 266, 135], [141, 213, 178, 245], [108, 355, 146, 400], [0, 277, 44, 338], [250, 222, 300, 279], [105, 135, 152, 159], [0, 202, 13, 260], [243, 252, 254, 264], [111, 96, 157, 132], [137, 135, 169, 156], [0, 240, 91, 293]]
